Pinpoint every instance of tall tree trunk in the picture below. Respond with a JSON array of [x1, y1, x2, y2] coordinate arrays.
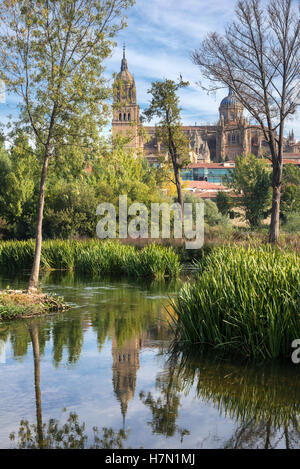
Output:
[[174, 164, 184, 212], [28, 149, 50, 293], [171, 154, 184, 213], [269, 154, 283, 244], [29, 322, 44, 449]]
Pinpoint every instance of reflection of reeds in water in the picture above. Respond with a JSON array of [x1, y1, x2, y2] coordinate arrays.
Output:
[[168, 351, 300, 434]]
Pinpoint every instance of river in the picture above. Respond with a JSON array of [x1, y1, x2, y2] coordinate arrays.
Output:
[[0, 272, 299, 449]]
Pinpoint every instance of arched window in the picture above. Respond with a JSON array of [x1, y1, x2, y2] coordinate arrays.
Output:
[[128, 113, 131, 121], [119, 113, 122, 121], [124, 113, 126, 121], [232, 134, 236, 143]]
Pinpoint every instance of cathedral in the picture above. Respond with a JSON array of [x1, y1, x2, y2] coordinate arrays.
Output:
[[112, 50, 298, 163]]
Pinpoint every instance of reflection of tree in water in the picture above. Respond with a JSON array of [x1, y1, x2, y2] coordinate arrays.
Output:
[[0, 275, 176, 366], [52, 315, 83, 365], [163, 352, 300, 449], [9, 411, 129, 449], [9, 319, 128, 449], [0, 318, 50, 360], [90, 279, 174, 351], [139, 366, 190, 442]]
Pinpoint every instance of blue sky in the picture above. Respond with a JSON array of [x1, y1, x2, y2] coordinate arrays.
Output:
[[1, 0, 299, 140]]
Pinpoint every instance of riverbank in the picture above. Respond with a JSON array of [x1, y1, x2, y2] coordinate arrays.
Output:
[[0, 290, 69, 321]]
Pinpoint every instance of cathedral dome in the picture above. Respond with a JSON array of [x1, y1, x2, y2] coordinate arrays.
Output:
[[220, 88, 242, 108], [118, 69, 135, 84]]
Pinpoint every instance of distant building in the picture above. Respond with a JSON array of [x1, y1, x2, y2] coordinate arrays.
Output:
[[112, 51, 300, 164], [112, 46, 143, 151]]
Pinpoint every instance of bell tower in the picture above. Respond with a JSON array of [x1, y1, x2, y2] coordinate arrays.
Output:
[[112, 46, 143, 151]]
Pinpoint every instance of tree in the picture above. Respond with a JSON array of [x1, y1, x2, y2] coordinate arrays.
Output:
[[227, 154, 271, 228], [0, 134, 37, 238], [192, 0, 300, 243], [43, 179, 99, 239], [92, 144, 166, 212], [0, 0, 134, 292], [216, 191, 233, 217], [143, 78, 190, 212]]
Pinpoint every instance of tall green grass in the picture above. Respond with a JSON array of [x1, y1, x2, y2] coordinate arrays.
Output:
[[0, 240, 181, 279], [170, 246, 300, 360]]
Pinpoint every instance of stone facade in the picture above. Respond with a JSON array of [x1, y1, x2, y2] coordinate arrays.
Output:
[[112, 47, 143, 151], [112, 52, 299, 163]]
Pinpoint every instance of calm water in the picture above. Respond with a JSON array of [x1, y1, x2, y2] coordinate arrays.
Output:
[[0, 272, 299, 449]]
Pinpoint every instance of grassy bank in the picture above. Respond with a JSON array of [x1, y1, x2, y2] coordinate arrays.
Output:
[[0, 240, 181, 279], [0, 290, 69, 321], [170, 246, 300, 360]]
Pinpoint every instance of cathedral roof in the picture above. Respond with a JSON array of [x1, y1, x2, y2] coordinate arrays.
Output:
[[220, 88, 242, 108]]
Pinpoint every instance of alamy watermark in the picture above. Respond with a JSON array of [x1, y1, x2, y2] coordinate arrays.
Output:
[[0, 340, 6, 364], [292, 339, 300, 364], [0, 80, 6, 104], [96, 195, 204, 249]]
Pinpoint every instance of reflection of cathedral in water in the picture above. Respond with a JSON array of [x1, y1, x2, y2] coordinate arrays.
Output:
[[112, 334, 142, 426], [111, 325, 167, 425]]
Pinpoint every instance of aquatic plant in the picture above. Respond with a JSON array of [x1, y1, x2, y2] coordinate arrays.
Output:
[[0, 240, 181, 279], [170, 245, 300, 360]]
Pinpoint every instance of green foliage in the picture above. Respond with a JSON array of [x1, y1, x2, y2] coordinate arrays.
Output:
[[225, 154, 272, 228], [216, 191, 233, 216], [0, 136, 38, 238], [204, 199, 230, 227], [283, 212, 300, 233], [43, 180, 99, 239], [0, 303, 32, 320], [170, 245, 300, 360], [0, 141, 166, 240], [0, 240, 181, 279], [184, 194, 232, 238], [281, 164, 300, 219], [92, 146, 166, 210]]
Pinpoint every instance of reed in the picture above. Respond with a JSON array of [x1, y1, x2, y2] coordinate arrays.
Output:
[[0, 240, 181, 279], [170, 245, 300, 360]]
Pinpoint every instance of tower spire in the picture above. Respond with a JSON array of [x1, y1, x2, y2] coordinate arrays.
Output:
[[121, 43, 128, 71]]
